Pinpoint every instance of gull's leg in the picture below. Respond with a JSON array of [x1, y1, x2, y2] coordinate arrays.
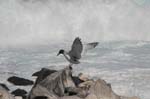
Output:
[[69, 63, 73, 70]]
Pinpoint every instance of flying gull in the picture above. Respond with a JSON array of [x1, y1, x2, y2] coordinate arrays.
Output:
[[57, 37, 98, 65]]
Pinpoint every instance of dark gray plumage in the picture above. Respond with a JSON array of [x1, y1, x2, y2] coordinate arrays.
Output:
[[68, 37, 83, 64]]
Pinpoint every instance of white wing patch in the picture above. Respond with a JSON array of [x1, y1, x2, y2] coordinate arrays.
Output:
[[82, 42, 99, 55]]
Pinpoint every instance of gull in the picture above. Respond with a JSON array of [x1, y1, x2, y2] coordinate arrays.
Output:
[[57, 37, 98, 65]]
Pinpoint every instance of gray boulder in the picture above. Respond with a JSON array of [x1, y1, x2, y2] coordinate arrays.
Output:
[[28, 85, 58, 99], [89, 79, 141, 99], [89, 79, 120, 99], [28, 66, 75, 99]]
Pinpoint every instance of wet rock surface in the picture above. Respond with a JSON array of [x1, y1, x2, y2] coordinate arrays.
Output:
[[7, 76, 34, 86]]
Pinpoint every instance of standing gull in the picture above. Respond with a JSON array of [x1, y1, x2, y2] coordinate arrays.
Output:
[[57, 37, 98, 65]]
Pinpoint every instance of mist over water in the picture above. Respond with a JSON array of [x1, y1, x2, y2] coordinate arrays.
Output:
[[0, 0, 150, 46]]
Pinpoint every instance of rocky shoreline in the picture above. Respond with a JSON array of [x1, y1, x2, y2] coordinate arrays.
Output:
[[0, 66, 140, 99]]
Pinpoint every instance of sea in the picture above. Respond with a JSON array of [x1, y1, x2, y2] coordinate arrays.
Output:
[[0, 41, 150, 99]]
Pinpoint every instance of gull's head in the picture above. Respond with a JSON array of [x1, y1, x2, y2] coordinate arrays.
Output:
[[57, 49, 64, 56]]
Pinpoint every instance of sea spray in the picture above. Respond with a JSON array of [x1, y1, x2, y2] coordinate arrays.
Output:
[[0, 0, 149, 47]]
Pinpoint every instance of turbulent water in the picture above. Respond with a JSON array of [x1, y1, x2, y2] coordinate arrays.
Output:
[[0, 41, 150, 99]]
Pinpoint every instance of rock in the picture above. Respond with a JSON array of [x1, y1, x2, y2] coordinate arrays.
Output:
[[32, 68, 57, 77], [0, 86, 25, 99], [89, 79, 120, 99], [32, 68, 57, 85], [71, 76, 84, 87], [59, 96, 81, 99], [0, 84, 9, 91], [33, 96, 48, 99], [14, 96, 23, 99], [11, 88, 27, 99], [33, 68, 84, 87], [78, 73, 89, 81], [29, 67, 140, 99], [88, 79, 140, 99], [120, 96, 140, 99], [28, 84, 58, 99], [76, 88, 89, 98], [78, 80, 94, 88], [85, 93, 98, 99], [65, 87, 88, 98], [11, 89, 27, 96], [0, 85, 15, 99], [7, 76, 34, 86], [29, 66, 75, 99], [65, 87, 77, 96]]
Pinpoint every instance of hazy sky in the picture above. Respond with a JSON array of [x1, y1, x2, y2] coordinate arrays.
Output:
[[0, 0, 150, 46]]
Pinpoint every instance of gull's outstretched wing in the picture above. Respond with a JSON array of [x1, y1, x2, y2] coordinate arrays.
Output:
[[83, 42, 99, 54], [69, 37, 83, 60]]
